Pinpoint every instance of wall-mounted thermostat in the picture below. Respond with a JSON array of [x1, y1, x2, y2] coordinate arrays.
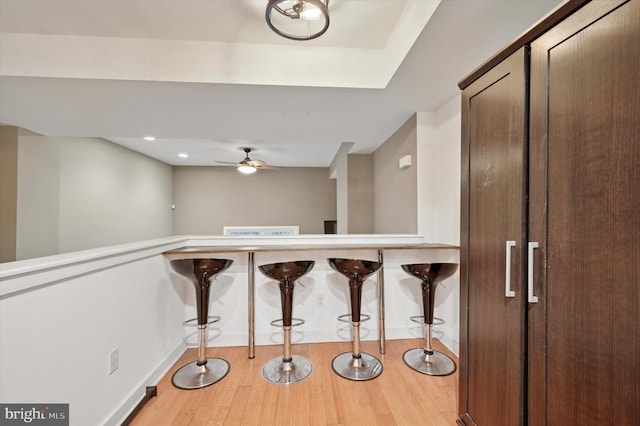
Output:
[[399, 155, 412, 170]]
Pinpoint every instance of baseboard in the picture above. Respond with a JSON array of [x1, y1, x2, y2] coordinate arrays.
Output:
[[438, 334, 459, 357], [103, 340, 186, 426]]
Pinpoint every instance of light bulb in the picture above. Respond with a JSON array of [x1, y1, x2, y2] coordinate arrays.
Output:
[[238, 165, 257, 174], [300, 3, 322, 20]]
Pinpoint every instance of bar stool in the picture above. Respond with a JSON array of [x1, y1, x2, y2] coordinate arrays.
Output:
[[258, 260, 315, 385], [401, 262, 458, 376], [169, 258, 233, 389], [328, 258, 383, 381]]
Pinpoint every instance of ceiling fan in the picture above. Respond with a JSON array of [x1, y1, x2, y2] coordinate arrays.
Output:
[[216, 148, 273, 174]]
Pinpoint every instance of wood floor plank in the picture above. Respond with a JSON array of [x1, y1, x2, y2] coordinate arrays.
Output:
[[308, 384, 329, 426], [128, 339, 458, 426], [256, 379, 280, 425], [223, 385, 248, 421], [274, 386, 295, 425]]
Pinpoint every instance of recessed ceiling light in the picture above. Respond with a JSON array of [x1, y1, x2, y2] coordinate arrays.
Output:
[[178, 153, 189, 158], [143, 136, 155, 141]]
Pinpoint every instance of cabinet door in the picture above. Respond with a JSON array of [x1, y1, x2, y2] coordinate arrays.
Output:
[[528, 0, 640, 424], [460, 47, 527, 426]]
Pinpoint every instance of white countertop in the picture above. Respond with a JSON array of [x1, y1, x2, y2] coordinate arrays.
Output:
[[0, 234, 458, 297]]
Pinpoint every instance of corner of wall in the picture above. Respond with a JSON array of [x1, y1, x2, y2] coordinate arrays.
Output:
[[371, 115, 418, 234], [0, 126, 19, 262], [331, 142, 354, 234], [347, 154, 373, 234], [416, 94, 462, 244]]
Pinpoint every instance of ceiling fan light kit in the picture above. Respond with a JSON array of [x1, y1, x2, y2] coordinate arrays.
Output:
[[266, 0, 330, 41], [238, 165, 258, 174], [217, 148, 272, 174]]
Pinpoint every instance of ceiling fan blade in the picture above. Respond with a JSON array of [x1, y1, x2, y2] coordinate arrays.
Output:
[[247, 159, 265, 167], [216, 148, 277, 171]]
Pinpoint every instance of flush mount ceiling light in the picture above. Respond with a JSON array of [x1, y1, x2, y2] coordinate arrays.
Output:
[[266, 0, 330, 41]]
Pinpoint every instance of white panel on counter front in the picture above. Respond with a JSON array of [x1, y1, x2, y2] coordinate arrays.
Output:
[[223, 226, 299, 236]]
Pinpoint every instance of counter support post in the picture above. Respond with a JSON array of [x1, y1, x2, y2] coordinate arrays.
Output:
[[378, 249, 386, 354], [248, 251, 255, 359]]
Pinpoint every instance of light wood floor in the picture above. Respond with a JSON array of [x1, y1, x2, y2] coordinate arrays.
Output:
[[129, 339, 459, 425]]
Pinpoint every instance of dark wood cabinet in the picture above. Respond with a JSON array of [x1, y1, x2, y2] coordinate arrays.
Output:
[[459, 1, 639, 425], [460, 46, 528, 426]]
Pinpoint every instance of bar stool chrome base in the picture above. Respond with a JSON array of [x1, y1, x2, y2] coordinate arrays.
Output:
[[171, 358, 230, 390], [402, 348, 456, 376], [331, 352, 383, 381], [262, 354, 313, 385]]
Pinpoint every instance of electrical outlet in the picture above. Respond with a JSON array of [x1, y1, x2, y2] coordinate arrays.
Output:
[[109, 348, 119, 375], [316, 294, 325, 308]]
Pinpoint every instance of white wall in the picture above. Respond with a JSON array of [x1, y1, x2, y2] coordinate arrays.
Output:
[[0, 126, 18, 262], [57, 137, 173, 254], [346, 155, 373, 234], [329, 142, 353, 234], [172, 166, 336, 235], [16, 130, 60, 259], [417, 94, 461, 245], [372, 114, 418, 233], [9, 133, 174, 260], [0, 249, 186, 426]]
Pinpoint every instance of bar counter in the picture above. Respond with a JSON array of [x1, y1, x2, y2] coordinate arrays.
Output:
[[163, 235, 459, 358]]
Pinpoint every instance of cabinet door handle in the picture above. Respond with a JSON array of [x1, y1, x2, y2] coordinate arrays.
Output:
[[505, 240, 516, 298], [528, 242, 539, 303]]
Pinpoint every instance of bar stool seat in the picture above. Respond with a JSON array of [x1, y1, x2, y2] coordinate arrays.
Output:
[[169, 258, 233, 389], [328, 258, 383, 381], [401, 262, 458, 376], [259, 260, 315, 385]]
